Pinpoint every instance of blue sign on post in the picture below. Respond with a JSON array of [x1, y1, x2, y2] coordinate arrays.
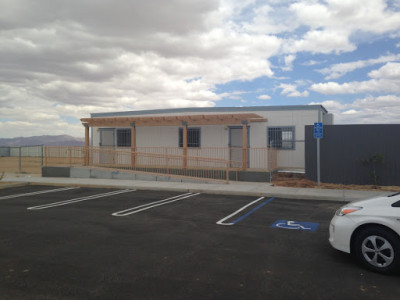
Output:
[[314, 122, 323, 139]]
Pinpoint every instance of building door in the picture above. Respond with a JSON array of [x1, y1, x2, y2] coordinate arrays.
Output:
[[229, 127, 243, 168], [99, 129, 115, 164]]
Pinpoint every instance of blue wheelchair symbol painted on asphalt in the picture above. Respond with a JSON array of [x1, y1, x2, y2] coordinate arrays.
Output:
[[271, 220, 319, 231]]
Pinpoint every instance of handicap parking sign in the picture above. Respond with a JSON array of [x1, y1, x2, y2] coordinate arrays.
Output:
[[271, 220, 319, 231], [314, 122, 323, 139]]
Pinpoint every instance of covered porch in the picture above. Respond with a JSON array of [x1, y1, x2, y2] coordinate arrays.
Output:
[[80, 113, 268, 171]]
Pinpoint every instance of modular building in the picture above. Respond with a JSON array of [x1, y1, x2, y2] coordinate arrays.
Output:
[[80, 105, 333, 179]]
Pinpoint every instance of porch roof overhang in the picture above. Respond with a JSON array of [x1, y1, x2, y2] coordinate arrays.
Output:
[[81, 113, 267, 127]]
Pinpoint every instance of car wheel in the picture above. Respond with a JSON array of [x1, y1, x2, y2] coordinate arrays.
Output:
[[353, 226, 400, 275]]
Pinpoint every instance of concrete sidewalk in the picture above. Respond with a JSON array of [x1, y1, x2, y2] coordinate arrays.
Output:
[[0, 173, 391, 202]]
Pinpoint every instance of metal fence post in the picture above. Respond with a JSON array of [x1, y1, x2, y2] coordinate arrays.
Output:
[[317, 109, 321, 186], [19, 147, 22, 173], [269, 141, 274, 183]]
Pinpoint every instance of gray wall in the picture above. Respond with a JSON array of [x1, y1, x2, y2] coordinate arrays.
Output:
[[305, 125, 400, 186]]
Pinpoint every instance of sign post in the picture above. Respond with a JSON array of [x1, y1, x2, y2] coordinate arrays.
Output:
[[314, 119, 323, 186]]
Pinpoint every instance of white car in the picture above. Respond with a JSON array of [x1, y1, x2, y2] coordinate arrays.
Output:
[[329, 193, 400, 275]]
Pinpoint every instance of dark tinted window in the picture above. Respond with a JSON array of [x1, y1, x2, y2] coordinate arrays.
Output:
[[117, 129, 131, 147], [268, 127, 295, 149], [179, 128, 201, 148]]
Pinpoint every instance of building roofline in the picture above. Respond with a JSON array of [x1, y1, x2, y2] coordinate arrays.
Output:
[[91, 105, 328, 118]]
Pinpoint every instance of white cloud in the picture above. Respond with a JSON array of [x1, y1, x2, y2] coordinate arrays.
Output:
[[258, 94, 271, 100], [342, 109, 358, 115], [242, 3, 299, 35], [311, 62, 400, 94], [291, 0, 400, 34], [282, 55, 296, 71], [284, 29, 356, 54], [368, 62, 400, 79], [284, 0, 400, 54], [0, 0, 286, 137], [1, 0, 400, 138], [279, 83, 309, 97], [311, 95, 400, 124], [318, 53, 400, 80]]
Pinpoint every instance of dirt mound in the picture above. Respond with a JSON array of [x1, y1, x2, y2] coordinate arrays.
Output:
[[272, 173, 400, 192]]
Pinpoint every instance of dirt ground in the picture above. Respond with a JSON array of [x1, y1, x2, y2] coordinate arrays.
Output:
[[0, 157, 42, 174], [272, 172, 400, 192]]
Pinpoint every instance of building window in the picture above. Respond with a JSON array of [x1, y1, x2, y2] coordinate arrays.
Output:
[[268, 127, 295, 149], [179, 128, 201, 147], [117, 129, 131, 147]]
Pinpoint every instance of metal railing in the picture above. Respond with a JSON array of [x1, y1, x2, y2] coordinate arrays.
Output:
[[0, 145, 44, 174], [88, 147, 231, 183], [44, 146, 85, 166], [134, 146, 301, 172], [1, 144, 305, 181]]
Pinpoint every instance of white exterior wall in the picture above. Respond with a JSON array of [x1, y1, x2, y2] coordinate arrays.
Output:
[[136, 126, 179, 147]]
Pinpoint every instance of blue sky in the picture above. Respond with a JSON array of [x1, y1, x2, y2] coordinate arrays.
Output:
[[1, 0, 400, 138], [217, 35, 399, 106]]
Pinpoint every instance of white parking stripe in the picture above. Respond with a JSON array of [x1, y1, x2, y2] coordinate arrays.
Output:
[[112, 193, 200, 216], [111, 193, 191, 215], [0, 187, 78, 200], [216, 196, 266, 226], [27, 189, 135, 210]]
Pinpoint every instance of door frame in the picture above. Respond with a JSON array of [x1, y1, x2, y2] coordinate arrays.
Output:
[[99, 128, 115, 164], [228, 126, 250, 168]]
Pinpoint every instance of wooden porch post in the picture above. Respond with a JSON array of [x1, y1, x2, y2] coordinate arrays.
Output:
[[242, 121, 248, 170], [84, 123, 90, 166], [130, 122, 136, 168], [182, 121, 188, 169]]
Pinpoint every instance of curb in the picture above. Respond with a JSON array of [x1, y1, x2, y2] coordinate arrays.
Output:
[[0, 177, 391, 202], [0, 182, 30, 189]]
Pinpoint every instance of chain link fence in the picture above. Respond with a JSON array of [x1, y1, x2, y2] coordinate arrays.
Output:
[[0, 145, 44, 174]]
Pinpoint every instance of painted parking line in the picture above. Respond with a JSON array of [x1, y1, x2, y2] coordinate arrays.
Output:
[[0, 187, 78, 201], [27, 189, 135, 210], [112, 192, 200, 216], [216, 197, 275, 226]]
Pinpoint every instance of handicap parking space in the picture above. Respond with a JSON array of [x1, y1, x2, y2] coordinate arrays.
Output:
[[227, 197, 339, 233], [0, 186, 399, 299]]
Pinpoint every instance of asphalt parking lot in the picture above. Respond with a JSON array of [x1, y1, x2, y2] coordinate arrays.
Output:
[[0, 186, 399, 299]]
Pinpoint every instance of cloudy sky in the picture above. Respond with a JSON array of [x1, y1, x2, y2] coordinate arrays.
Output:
[[1, 0, 400, 138]]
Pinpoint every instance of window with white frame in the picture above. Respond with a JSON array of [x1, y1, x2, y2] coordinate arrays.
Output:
[[179, 128, 201, 147], [117, 129, 131, 147], [268, 127, 295, 149]]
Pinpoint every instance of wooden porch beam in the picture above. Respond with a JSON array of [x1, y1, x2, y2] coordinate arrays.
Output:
[[83, 123, 90, 166], [80, 113, 267, 127]]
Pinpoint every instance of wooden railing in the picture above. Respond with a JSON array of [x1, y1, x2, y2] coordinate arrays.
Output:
[[43, 146, 232, 183], [90, 147, 231, 183], [41, 145, 303, 182]]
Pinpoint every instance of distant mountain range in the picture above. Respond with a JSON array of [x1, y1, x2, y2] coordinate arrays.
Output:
[[0, 135, 85, 147]]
